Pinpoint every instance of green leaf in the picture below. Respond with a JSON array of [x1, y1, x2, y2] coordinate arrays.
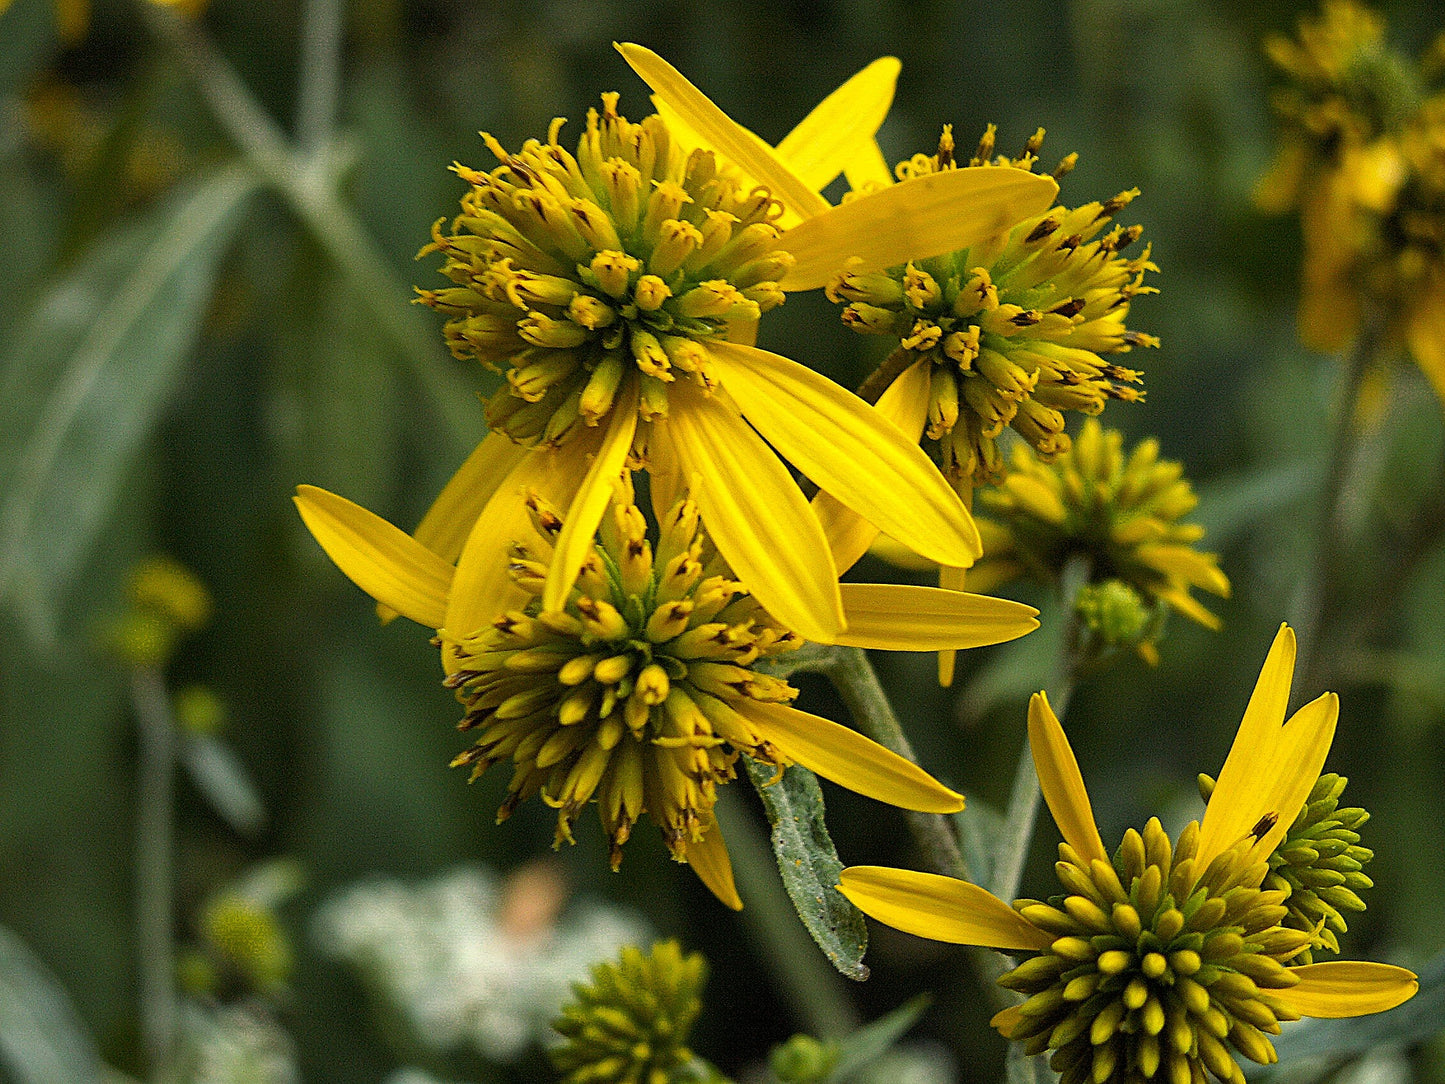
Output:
[[953, 797, 1006, 893], [1005, 1045, 1057, 1084], [0, 164, 260, 643], [0, 924, 106, 1084], [741, 755, 869, 982], [182, 735, 266, 836], [830, 995, 931, 1083]]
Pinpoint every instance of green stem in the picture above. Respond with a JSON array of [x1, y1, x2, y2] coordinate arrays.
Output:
[[1294, 311, 1384, 702], [295, 0, 344, 155], [137, 3, 481, 454], [132, 667, 178, 1075], [809, 646, 970, 882], [712, 791, 859, 1039]]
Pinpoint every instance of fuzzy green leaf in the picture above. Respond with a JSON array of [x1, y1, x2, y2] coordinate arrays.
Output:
[[0, 924, 106, 1084]]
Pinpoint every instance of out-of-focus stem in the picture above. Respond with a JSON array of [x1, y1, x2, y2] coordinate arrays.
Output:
[[132, 666, 177, 1075]]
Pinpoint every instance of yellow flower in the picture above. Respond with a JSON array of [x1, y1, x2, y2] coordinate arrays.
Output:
[[969, 419, 1229, 661], [824, 126, 1155, 494], [840, 625, 1418, 1083], [409, 47, 1057, 648], [0, 0, 205, 44], [294, 479, 1039, 909]]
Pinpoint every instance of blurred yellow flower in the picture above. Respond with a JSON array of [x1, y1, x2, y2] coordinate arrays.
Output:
[[0, 0, 205, 44], [841, 625, 1418, 1084]]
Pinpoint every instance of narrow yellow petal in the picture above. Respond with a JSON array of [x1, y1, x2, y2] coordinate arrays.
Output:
[[1153, 586, 1222, 632], [413, 431, 531, 563], [836, 584, 1037, 651], [688, 814, 743, 911], [937, 564, 967, 688], [1198, 625, 1299, 867], [615, 43, 831, 221], [709, 341, 980, 569], [1274, 962, 1418, 1018], [1407, 289, 1445, 409], [779, 166, 1059, 292], [542, 384, 639, 612], [774, 57, 900, 193], [444, 440, 596, 646], [812, 358, 932, 575], [1028, 691, 1108, 866], [844, 139, 894, 193], [740, 699, 963, 813], [838, 866, 1054, 951], [1136, 543, 1231, 597], [664, 381, 844, 643], [294, 486, 453, 629]]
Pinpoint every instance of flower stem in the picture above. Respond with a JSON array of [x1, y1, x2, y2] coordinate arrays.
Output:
[[1294, 311, 1384, 702], [807, 645, 971, 882], [712, 791, 860, 1039], [856, 346, 918, 405], [132, 666, 178, 1075], [295, 0, 344, 156]]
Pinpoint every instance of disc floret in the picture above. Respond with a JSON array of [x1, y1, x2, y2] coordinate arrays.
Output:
[[828, 127, 1154, 489], [418, 94, 793, 450], [995, 818, 1313, 1084], [444, 484, 802, 869]]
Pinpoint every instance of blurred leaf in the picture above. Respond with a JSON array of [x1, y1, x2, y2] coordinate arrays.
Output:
[[953, 798, 1006, 892], [1005, 1045, 1056, 1084], [0, 0, 56, 101], [741, 756, 869, 982], [0, 923, 105, 1084], [182, 734, 267, 835], [1193, 460, 1318, 544], [831, 995, 931, 1083], [0, 164, 260, 643]]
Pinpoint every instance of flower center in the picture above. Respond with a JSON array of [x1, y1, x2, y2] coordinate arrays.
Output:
[[443, 486, 800, 868], [418, 94, 794, 452]]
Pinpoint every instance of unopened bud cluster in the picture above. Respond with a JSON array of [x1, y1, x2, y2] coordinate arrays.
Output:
[[418, 94, 793, 452], [829, 127, 1154, 489]]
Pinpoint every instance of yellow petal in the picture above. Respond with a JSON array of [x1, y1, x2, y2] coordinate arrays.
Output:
[[779, 166, 1059, 292], [1028, 691, 1108, 866], [1274, 962, 1418, 1018], [688, 814, 743, 911], [812, 358, 932, 575], [838, 866, 1053, 951], [936, 564, 968, 688], [1136, 543, 1231, 597], [1198, 625, 1316, 868], [445, 440, 597, 647], [709, 341, 980, 569], [413, 431, 531, 563], [1154, 586, 1222, 632], [774, 57, 900, 193], [615, 43, 831, 221], [836, 583, 1038, 651], [664, 381, 844, 643], [1407, 288, 1445, 409], [294, 486, 453, 629], [844, 139, 894, 193], [542, 384, 639, 612], [739, 699, 963, 813]]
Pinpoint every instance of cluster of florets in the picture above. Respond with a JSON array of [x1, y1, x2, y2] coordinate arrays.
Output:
[[444, 485, 801, 869], [828, 127, 1154, 490], [418, 93, 793, 451]]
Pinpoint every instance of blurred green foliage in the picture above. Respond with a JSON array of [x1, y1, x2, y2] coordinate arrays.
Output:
[[1, 0, 1444, 1081]]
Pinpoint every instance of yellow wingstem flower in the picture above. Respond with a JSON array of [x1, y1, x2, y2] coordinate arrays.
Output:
[[411, 54, 1055, 645], [294, 479, 1039, 909], [839, 625, 1418, 1083]]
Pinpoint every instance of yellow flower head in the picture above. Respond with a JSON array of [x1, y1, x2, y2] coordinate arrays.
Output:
[[551, 941, 706, 1084], [101, 556, 213, 669], [827, 127, 1155, 492], [403, 47, 1059, 647], [969, 419, 1230, 656], [840, 626, 1418, 1084], [294, 480, 1040, 908]]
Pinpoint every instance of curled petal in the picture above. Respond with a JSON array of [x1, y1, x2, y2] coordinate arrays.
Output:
[[838, 866, 1053, 951]]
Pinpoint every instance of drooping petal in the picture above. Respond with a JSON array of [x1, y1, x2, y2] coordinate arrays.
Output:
[[413, 431, 531, 563], [445, 439, 598, 649], [1198, 625, 1307, 867], [1154, 585, 1223, 631], [615, 43, 831, 222], [1028, 691, 1108, 866], [1407, 288, 1445, 409], [836, 584, 1038, 651], [294, 486, 453, 629], [779, 166, 1059, 292], [709, 341, 980, 569], [1274, 962, 1419, 1018], [936, 564, 968, 688], [739, 699, 963, 813], [838, 866, 1053, 951], [688, 813, 743, 911], [812, 358, 932, 575], [542, 383, 639, 612], [774, 57, 900, 193], [664, 381, 844, 643]]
